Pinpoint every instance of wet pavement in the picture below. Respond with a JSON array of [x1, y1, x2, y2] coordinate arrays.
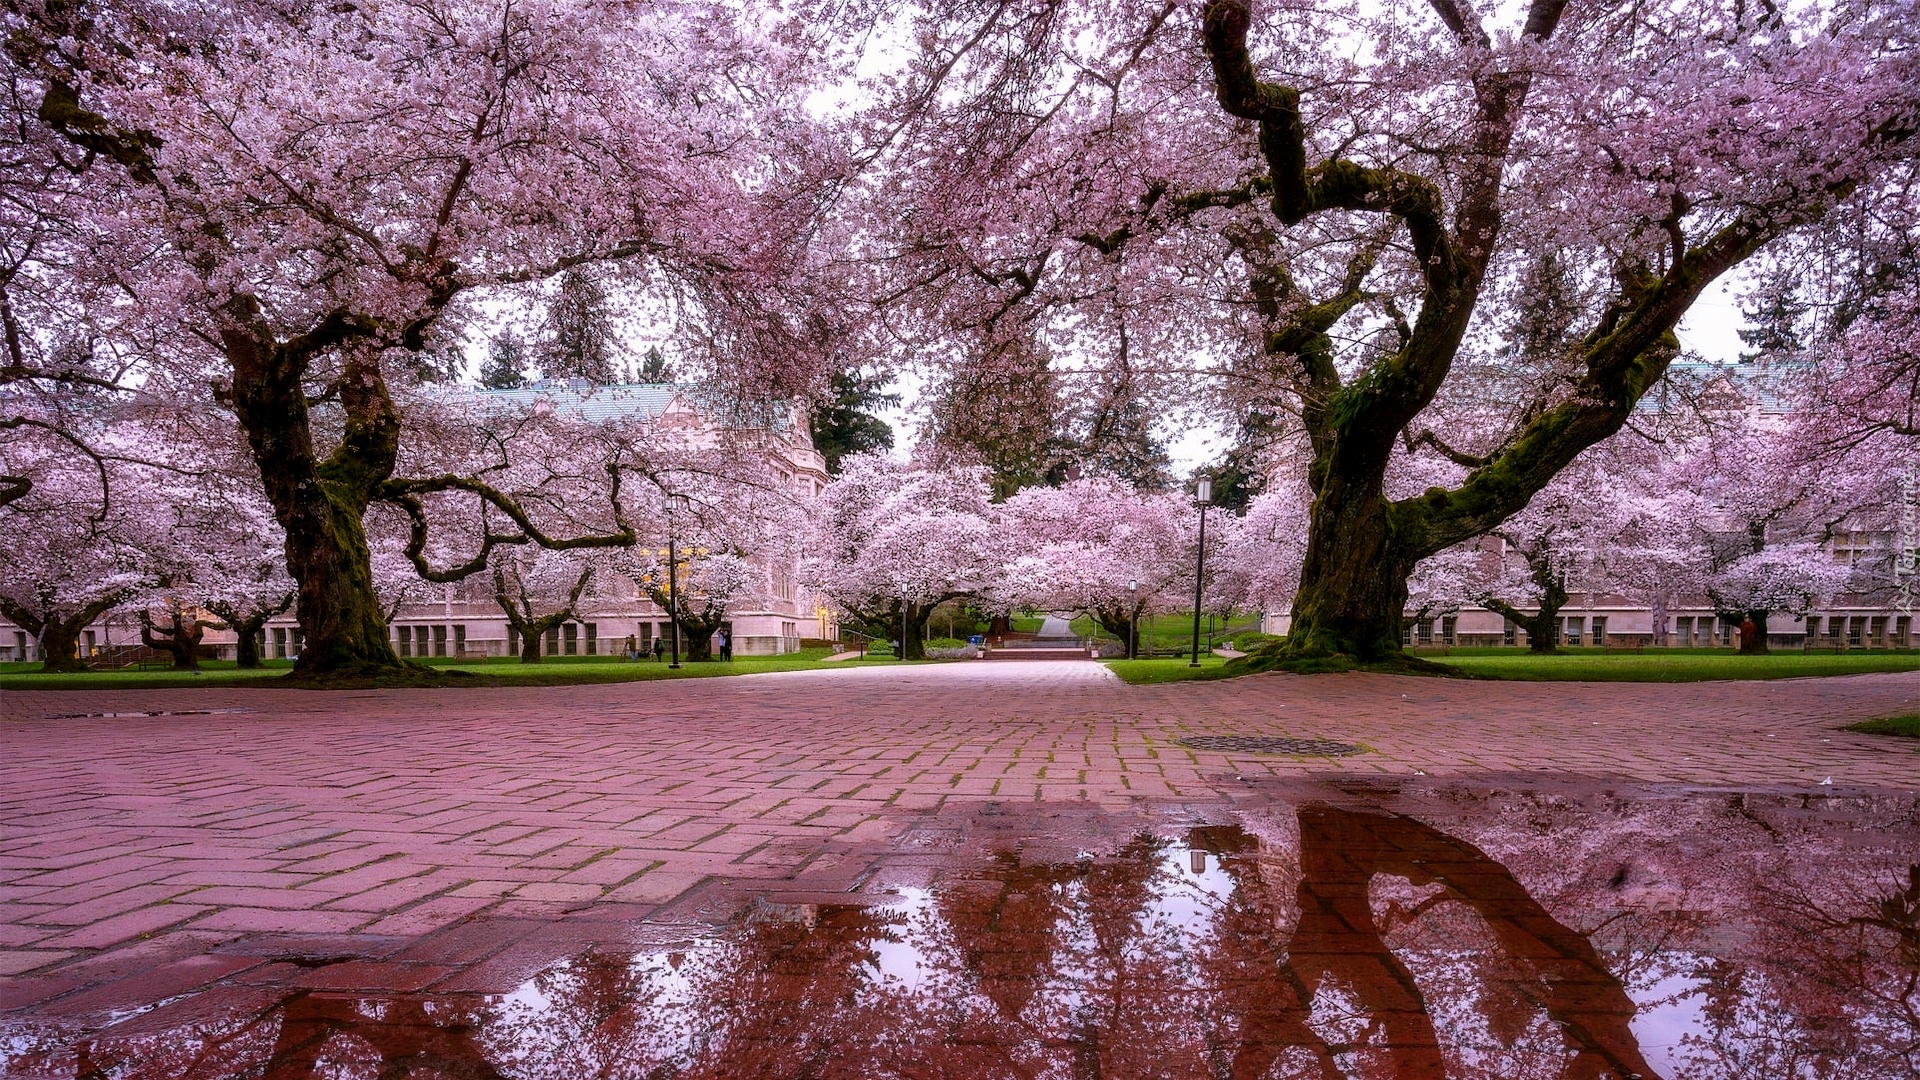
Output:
[[4, 666, 1920, 1077]]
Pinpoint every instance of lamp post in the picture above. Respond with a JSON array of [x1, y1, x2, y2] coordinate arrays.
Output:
[[666, 493, 690, 669], [1190, 477, 1212, 668], [1127, 578, 1138, 660], [898, 583, 909, 660]]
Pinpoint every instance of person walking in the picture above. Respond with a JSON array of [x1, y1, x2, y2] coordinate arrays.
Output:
[[651, 636, 665, 662], [624, 634, 638, 662], [718, 629, 732, 662]]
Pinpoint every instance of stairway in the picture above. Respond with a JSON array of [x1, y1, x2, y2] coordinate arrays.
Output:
[[982, 614, 1093, 661]]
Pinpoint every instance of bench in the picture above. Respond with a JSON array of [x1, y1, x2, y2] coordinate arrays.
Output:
[[1604, 639, 1646, 653], [1409, 643, 1451, 656]]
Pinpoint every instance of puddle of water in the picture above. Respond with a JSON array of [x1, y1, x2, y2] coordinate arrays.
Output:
[[6, 783, 1918, 1078], [40, 710, 253, 720]]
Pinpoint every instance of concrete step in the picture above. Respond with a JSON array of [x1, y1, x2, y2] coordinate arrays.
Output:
[[982, 647, 1093, 661]]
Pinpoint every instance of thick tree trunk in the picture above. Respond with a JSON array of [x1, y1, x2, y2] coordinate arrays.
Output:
[[232, 619, 266, 668], [207, 597, 294, 670], [1280, 491, 1412, 665], [902, 603, 931, 660], [38, 620, 87, 673], [227, 321, 406, 679], [281, 509, 400, 676], [519, 630, 543, 664], [140, 613, 204, 671], [678, 622, 717, 661], [1523, 610, 1561, 654]]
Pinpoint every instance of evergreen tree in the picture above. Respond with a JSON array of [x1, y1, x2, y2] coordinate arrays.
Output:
[[477, 332, 528, 390], [1737, 283, 1807, 363], [809, 369, 897, 474], [638, 346, 673, 384], [542, 269, 616, 383], [1076, 387, 1172, 491], [1208, 411, 1277, 514]]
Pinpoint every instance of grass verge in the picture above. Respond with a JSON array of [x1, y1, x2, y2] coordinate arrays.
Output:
[[1842, 714, 1920, 739], [0, 648, 933, 691], [1441, 648, 1920, 683], [1102, 656, 1237, 685]]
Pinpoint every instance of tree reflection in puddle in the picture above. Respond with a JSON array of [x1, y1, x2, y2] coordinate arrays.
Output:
[[20, 789, 1920, 1079]]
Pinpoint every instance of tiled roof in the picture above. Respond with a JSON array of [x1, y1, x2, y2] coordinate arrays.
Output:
[[474, 381, 798, 431]]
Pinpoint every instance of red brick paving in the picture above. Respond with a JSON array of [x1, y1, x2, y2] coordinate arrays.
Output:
[[1, 662, 1917, 1027]]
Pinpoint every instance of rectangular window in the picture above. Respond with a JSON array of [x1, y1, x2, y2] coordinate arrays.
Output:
[[291, 629, 304, 654], [1848, 616, 1865, 647], [274, 627, 288, 658], [585, 623, 597, 655], [15, 631, 26, 661], [433, 625, 448, 656], [1502, 618, 1516, 646], [1416, 621, 1433, 644], [1592, 616, 1608, 644], [563, 623, 578, 655], [546, 626, 560, 655], [454, 625, 466, 654], [1565, 617, 1583, 647], [396, 626, 412, 657], [1899, 616, 1913, 647], [1441, 616, 1456, 645], [639, 622, 652, 647], [507, 627, 519, 655]]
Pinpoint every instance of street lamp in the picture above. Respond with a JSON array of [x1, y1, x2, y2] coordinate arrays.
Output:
[[665, 492, 690, 669], [1190, 477, 1212, 668], [1127, 578, 1138, 660], [898, 582, 909, 660]]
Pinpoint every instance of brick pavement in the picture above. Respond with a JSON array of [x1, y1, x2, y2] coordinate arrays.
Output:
[[2, 662, 1918, 1042]]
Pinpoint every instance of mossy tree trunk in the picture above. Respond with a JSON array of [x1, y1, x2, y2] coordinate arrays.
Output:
[[1200, 0, 1790, 671], [225, 308, 409, 679]]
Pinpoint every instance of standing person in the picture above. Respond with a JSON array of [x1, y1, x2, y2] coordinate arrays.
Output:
[[718, 629, 732, 662], [624, 634, 638, 662], [652, 636, 665, 662]]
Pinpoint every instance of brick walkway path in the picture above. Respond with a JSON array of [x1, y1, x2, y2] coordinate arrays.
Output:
[[3, 664, 1917, 1036]]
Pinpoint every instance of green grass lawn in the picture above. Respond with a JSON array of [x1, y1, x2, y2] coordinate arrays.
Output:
[[1440, 647, 1920, 682], [1102, 655, 1236, 685], [1843, 714, 1920, 739], [1009, 611, 1263, 656], [0, 647, 930, 691], [1104, 646, 1919, 685]]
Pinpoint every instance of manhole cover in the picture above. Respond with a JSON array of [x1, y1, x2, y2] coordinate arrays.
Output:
[[1177, 735, 1364, 756]]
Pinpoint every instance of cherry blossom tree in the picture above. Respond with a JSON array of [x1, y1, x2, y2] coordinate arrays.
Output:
[[998, 478, 1193, 651], [491, 547, 599, 665], [856, 0, 1920, 669], [0, 498, 150, 671], [1672, 408, 1866, 654], [805, 454, 1003, 659], [619, 545, 759, 662], [3, 0, 845, 678]]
